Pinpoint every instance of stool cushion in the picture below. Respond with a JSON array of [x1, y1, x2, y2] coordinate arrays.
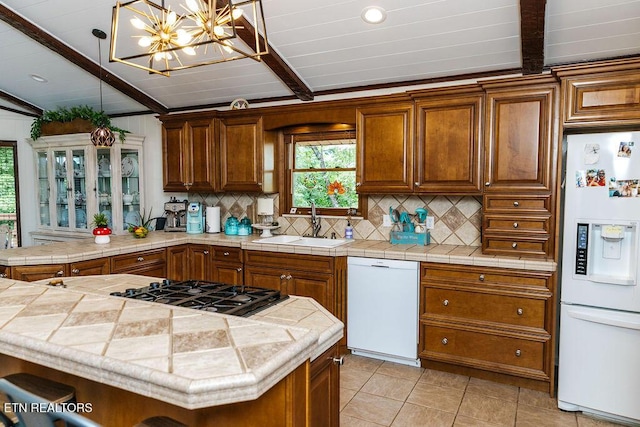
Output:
[[3, 373, 75, 404]]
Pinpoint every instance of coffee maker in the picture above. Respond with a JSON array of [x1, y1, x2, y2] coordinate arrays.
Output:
[[164, 198, 187, 232], [186, 202, 204, 234]]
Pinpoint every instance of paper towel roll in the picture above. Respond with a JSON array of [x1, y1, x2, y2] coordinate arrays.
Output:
[[205, 206, 221, 233], [257, 197, 274, 215]]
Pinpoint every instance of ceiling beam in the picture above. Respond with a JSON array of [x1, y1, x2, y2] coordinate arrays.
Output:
[[519, 0, 546, 74], [0, 89, 42, 116], [231, 8, 314, 101], [0, 4, 169, 115]]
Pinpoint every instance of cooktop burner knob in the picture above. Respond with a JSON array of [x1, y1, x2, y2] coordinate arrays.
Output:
[[125, 288, 137, 297], [162, 279, 171, 286], [149, 282, 161, 289]]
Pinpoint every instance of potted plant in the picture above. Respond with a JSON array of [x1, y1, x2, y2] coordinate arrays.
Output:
[[30, 105, 129, 142], [92, 212, 112, 244], [127, 208, 153, 239]]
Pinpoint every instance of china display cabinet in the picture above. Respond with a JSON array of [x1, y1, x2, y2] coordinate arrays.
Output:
[[29, 134, 145, 243]]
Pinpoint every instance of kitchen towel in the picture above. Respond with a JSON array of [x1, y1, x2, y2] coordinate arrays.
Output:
[[205, 206, 221, 233]]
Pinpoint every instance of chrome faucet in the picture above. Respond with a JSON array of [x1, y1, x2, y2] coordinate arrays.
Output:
[[310, 202, 321, 237]]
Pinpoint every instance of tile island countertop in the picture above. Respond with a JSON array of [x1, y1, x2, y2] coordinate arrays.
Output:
[[0, 231, 556, 271], [0, 274, 343, 409]]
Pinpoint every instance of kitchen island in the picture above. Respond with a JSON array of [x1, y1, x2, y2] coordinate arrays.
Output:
[[0, 275, 343, 426]]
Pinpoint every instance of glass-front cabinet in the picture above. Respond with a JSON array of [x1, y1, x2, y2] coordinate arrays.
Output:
[[29, 134, 145, 242]]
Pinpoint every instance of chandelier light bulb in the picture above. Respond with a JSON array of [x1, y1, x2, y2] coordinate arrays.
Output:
[[213, 25, 225, 37], [166, 11, 177, 26], [176, 29, 191, 44], [182, 46, 196, 55], [138, 36, 152, 47], [130, 17, 146, 29], [185, 0, 200, 12], [232, 8, 243, 19]]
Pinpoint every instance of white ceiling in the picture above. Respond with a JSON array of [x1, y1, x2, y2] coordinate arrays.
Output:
[[0, 0, 639, 117]]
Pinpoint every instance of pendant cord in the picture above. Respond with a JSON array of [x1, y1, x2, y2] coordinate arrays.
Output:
[[98, 37, 104, 113]]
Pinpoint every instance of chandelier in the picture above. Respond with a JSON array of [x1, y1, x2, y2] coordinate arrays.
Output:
[[109, 0, 268, 76]]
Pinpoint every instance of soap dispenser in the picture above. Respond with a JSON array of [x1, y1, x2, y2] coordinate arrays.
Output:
[[345, 209, 354, 239]]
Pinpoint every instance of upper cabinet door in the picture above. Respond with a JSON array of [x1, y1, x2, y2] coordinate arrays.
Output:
[[219, 116, 264, 192], [162, 120, 188, 191], [414, 92, 483, 194], [484, 83, 558, 193], [356, 102, 414, 193], [187, 118, 217, 192]]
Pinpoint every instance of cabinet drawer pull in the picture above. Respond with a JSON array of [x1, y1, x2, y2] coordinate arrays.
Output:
[[203, 250, 209, 255], [443, 299, 449, 306], [484, 182, 490, 187], [479, 274, 485, 281], [517, 308, 523, 316], [513, 201, 519, 207], [414, 182, 420, 186], [0, 273, 7, 278], [56, 270, 64, 277], [223, 252, 230, 256], [286, 274, 292, 280], [280, 274, 287, 280], [332, 356, 344, 365], [356, 182, 361, 187], [137, 257, 144, 262], [512, 242, 518, 248], [236, 267, 243, 272], [513, 222, 519, 228], [72, 268, 80, 274], [515, 349, 521, 357], [441, 338, 448, 345]]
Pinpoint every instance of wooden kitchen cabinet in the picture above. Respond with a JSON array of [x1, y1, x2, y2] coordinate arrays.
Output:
[[356, 100, 414, 193], [167, 244, 190, 281], [167, 244, 243, 284], [110, 248, 167, 278], [309, 344, 341, 427], [10, 264, 67, 282], [162, 116, 217, 192], [210, 246, 243, 285], [69, 257, 110, 276], [554, 58, 640, 127], [419, 262, 556, 394], [219, 116, 267, 192], [413, 87, 483, 194], [0, 265, 10, 279], [481, 75, 560, 259]]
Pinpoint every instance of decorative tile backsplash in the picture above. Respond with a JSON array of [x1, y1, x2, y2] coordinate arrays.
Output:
[[191, 193, 482, 246]]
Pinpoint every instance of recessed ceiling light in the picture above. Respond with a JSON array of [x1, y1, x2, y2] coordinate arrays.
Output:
[[361, 6, 387, 24], [29, 74, 48, 83]]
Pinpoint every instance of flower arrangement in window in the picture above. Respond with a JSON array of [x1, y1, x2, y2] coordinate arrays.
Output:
[[327, 180, 346, 195]]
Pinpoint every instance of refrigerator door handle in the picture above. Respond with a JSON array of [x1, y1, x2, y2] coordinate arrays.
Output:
[[567, 307, 640, 331]]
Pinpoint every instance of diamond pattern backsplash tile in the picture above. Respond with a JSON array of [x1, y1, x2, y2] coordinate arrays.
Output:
[[191, 192, 482, 245]]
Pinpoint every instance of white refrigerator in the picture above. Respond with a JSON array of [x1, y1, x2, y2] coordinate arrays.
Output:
[[558, 132, 640, 424]]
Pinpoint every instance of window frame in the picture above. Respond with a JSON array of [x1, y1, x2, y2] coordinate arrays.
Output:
[[282, 125, 366, 218]]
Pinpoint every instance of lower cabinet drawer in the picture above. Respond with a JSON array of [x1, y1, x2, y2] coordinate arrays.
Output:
[[483, 215, 550, 234], [211, 246, 243, 263], [111, 249, 166, 273], [420, 325, 545, 372], [482, 236, 549, 258], [424, 288, 546, 329]]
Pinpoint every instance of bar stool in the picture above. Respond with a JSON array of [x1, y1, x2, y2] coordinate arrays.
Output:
[[0, 373, 77, 426], [135, 416, 188, 427]]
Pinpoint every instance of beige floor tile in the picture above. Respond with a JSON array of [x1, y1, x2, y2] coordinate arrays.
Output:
[[341, 413, 387, 427], [376, 361, 424, 382], [458, 393, 517, 427], [391, 402, 456, 427], [515, 404, 577, 427], [361, 373, 418, 401], [466, 377, 519, 402], [420, 368, 470, 391], [407, 381, 465, 413], [341, 392, 404, 426], [576, 414, 628, 427], [341, 387, 358, 411], [518, 388, 558, 410], [342, 367, 375, 391], [453, 415, 506, 427], [345, 354, 385, 373]]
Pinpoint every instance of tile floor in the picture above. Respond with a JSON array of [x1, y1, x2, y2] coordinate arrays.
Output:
[[340, 354, 626, 427]]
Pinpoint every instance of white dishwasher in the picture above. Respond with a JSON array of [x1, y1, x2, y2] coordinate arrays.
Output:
[[347, 256, 420, 367]]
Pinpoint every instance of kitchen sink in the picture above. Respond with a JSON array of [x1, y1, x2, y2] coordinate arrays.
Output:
[[253, 235, 351, 247]]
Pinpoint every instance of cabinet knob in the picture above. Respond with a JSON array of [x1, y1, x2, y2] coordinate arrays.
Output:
[[223, 252, 230, 256], [332, 356, 344, 366], [236, 267, 243, 272], [56, 270, 64, 277], [71, 268, 80, 274], [443, 299, 449, 306], [515, 349, 522, 357], [485, 182, 490, 187], [137, 257, 144, 262], [0, 273, 7, 278], [286, 274, 292, 280], [479, 274, 485, 281], [513, 201, 519, 207], [441, 338, 448, 345], [517, 308, 523, 316], [414, 182, 420, 187], [280, 274, 287, 280], [513, 222, 519, 228], [356, 182, 361, 187], [203, 250, 209, 255], [512, 242, 518, 248]]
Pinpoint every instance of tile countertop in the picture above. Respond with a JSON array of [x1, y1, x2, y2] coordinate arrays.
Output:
[[0, 274, 343, 409], [0, 232, 556, 271]]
